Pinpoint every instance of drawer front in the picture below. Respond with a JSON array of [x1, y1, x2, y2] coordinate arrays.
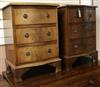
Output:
[[69, 24, 82, 39], [41, 27, 58, 42], [17, 44, 58, 64], [13, 7, 57, 25], [84, 8, 96, 22], [84, 23, 96, 37], [84, 37, 96, 52], [68, 7, 83, 23], [16, 27, 58, 44], [69, 39, 85, 55]]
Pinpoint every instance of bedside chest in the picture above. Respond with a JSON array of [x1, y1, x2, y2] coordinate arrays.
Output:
[[58, 5, 97, 70], [3, 3, 61, 82]]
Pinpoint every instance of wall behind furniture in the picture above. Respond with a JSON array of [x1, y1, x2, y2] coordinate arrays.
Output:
[[93, 0, 100, 60], [0, 10, 6, 75]]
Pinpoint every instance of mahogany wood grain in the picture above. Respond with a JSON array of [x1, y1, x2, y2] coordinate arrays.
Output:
[[15, 27, 58, 44], [17, 44, 59, 64], [3, 65, 100, 87], [13, 6, 57, 25], [3, 4, 60, 71], [58, 5, 97, 58]]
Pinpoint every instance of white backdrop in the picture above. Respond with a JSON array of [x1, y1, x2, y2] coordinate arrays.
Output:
[[93, 0, 100, 60]]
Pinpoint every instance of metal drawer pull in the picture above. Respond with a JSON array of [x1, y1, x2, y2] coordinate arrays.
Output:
[[47, 31, 51, 36], [25, 51, 31, 56], [74, 44, 78, 48], [23, 14, 28, 19], [48, 48, 52, 53], [74, 29, 78, 33], [88, 79, 95, 85], [25, 33, 29, 38]]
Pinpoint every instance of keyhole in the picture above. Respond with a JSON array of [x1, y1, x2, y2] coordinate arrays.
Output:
[[25, 33, 29, 38], [48, 48, 52, 53], [23, 14, 28, 19], [47, 13, 50, 18], [26, 52, 31, 56], [47, 31, 51, 36]]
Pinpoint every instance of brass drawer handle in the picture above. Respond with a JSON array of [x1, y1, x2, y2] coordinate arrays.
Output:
[[47, 31, 51, 36], [48, 48, 52, 53], [46, 13, 50, 18], [23, 14, 28, 19], [25, 33, 29, 38], [25, 51, 31, 56]]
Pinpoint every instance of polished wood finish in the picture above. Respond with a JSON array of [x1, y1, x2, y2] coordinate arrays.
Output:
[[2, 4, 61, 84], [0, 45, 6, 74], [6, 58, 61, 70], [3, 64, 100, 87], [3, 4, 60, 70], [83, 7, 96, 22], [58, 5, 97, 70], [13, 6, 57, 25], [15, 27, 58, 44], [17, 44, 58, 64], [6, 45, 16, 65], [2, 4, 100, 87], [64, 51, 98, 70], [0, 78, 10, 87]]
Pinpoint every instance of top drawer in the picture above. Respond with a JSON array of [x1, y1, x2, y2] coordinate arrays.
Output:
[[68, 7, 83, 23], [13, 6, 57, 25], [83, 7, 96, 22]]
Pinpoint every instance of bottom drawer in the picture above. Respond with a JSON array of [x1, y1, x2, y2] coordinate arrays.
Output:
[[17, 44, 58, 64], [69, 39, 85, 55]]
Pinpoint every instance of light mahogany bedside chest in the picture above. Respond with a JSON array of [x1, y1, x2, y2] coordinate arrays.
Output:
[[2, 2, 61, 82]]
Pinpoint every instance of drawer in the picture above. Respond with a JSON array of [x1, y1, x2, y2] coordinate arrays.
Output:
[[15, 27, 58, 44], [84, 8, 96, 22], [84, 37, 96, 52], [68, 7, 83, 23], [69, 24, 83, 39], [13, 7, 57, 25], [17, 44, 58, 64], [69, 39, 85, 55], [84, 23, 96, 37]]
